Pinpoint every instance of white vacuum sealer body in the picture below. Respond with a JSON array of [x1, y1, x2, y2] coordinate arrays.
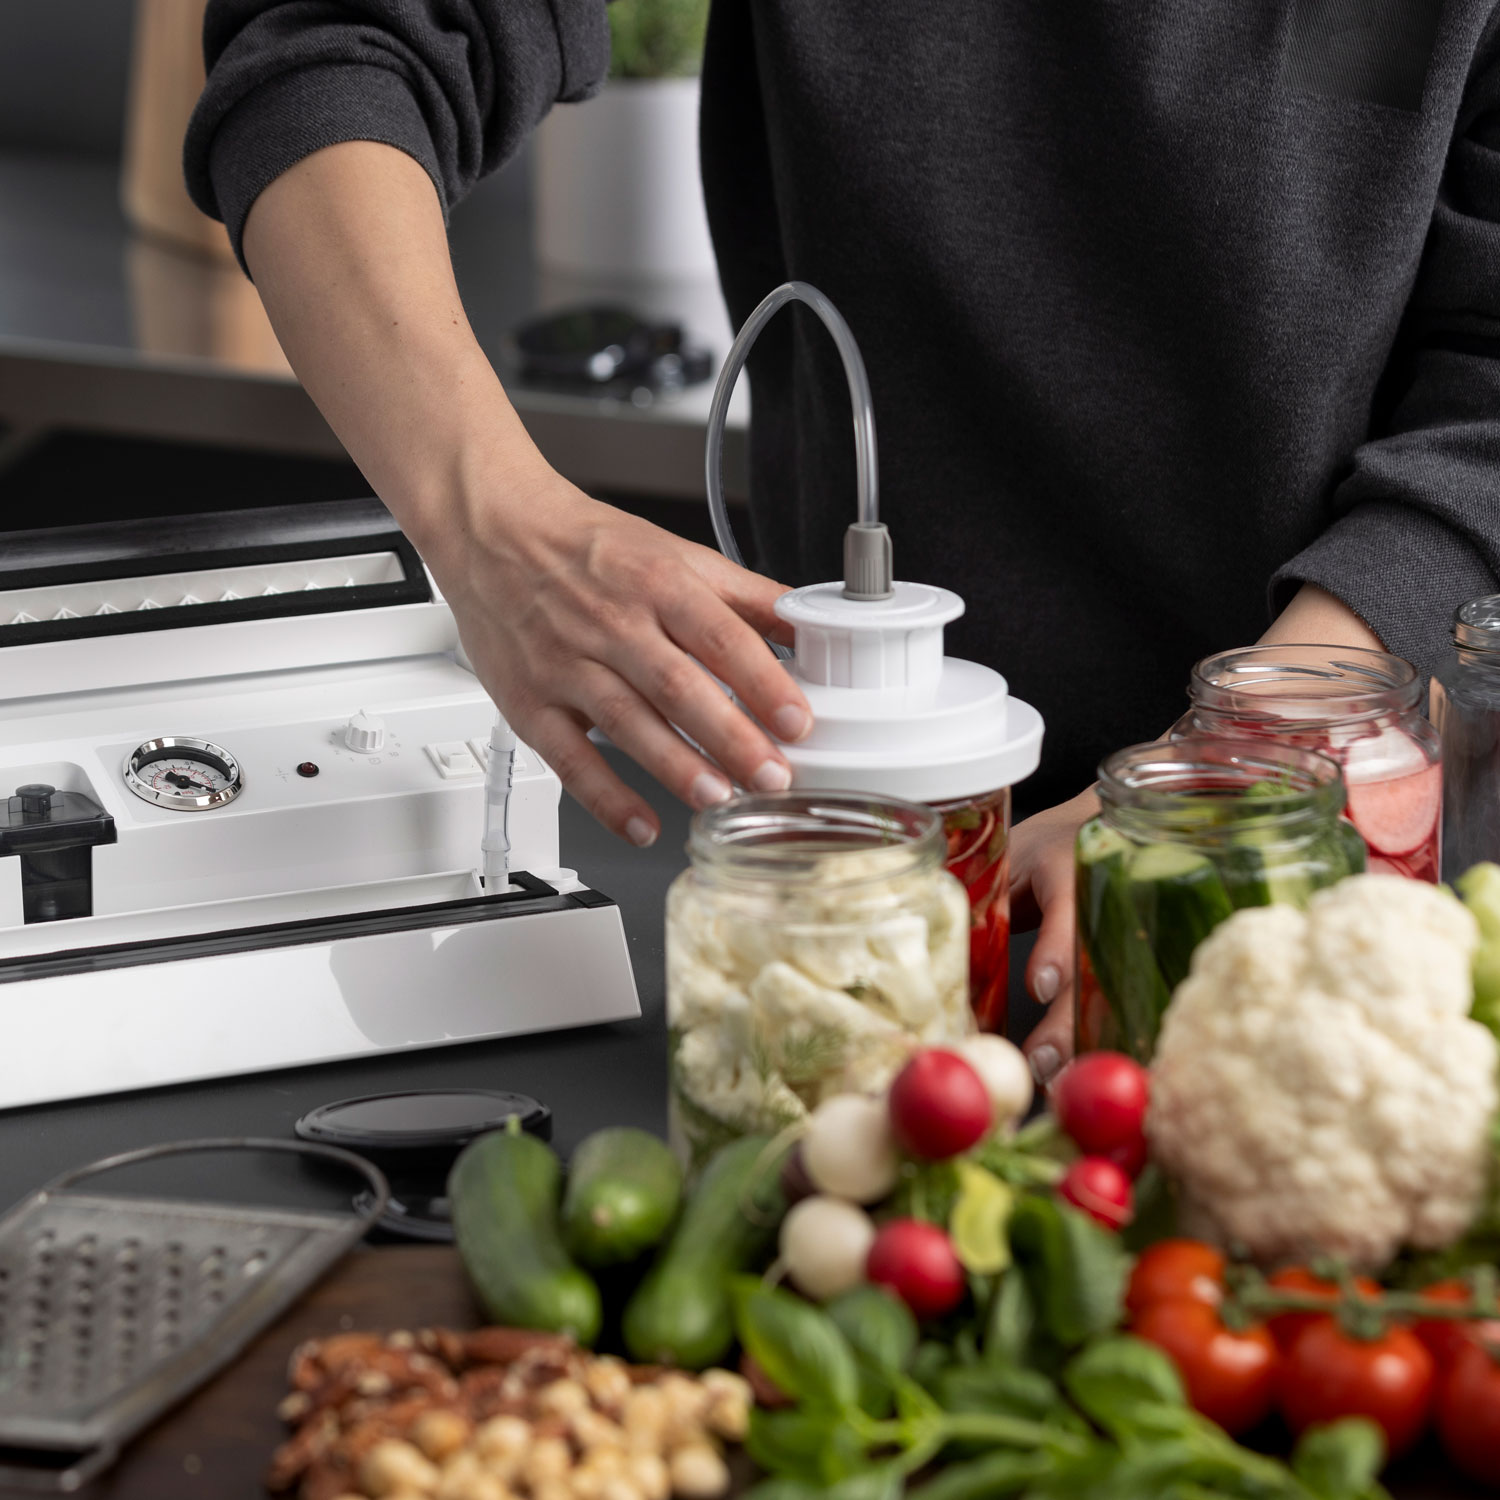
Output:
[[0, 502, 640, 1109]]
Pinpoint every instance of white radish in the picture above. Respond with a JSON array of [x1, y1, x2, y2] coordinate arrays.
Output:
[[802, 1094, 899, 1203], [779, 1195, 877, 1301], [957, 1035, 1033, 1130]]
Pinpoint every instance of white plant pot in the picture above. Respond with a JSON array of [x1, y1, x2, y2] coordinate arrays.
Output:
[[534, 76, 718, 281]]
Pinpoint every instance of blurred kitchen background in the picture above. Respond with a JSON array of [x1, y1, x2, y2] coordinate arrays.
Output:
[[0, 0, 741, 546]]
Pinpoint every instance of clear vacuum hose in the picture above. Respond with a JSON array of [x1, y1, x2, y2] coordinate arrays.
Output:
[[704, 281, 890, 604]]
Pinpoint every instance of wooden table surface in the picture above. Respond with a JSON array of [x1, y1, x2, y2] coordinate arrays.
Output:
[[0, 1244, 1484, 1500]]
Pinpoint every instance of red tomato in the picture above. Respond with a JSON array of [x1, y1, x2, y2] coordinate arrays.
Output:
[[1131, 1299, 1279, 1436], [865, 1218, 966, 1320], [1281, 1317, 1434, 1458], [1436, 1338, 1500, 1485], [1126, 1239, 1226, 1317], [1412, 1280, 1476, 1371], [1265, 1267, 1383, 1352], [1051, 1052, 1149, 1158], [887, 1050, 994, 1160], [1057, 1156, 1133, 1231]]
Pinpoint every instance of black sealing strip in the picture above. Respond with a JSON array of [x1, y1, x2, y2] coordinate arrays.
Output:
[[0, 873, 615, 986], [0, 531, 431, 647], [1281, 0, 1443, 113]]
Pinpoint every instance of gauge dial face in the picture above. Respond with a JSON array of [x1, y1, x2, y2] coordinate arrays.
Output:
[[124, 737, 243, 811]]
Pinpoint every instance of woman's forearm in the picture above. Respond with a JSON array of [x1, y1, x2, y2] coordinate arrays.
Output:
[[1259, 582, 1385, 652], [239, 139, 543, 558]]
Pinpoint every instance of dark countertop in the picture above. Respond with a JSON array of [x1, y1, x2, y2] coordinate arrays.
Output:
[[0, 148, 747, 500]]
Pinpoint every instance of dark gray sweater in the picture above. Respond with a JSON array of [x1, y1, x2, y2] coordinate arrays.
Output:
[[186, 0, 1500, 809]]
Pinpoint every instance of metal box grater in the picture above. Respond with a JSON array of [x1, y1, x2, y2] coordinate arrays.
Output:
[[0, 1139, 387, 1491]]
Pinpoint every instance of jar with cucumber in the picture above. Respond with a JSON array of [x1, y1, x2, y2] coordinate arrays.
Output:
[[1075, 739, 1364, 1061]]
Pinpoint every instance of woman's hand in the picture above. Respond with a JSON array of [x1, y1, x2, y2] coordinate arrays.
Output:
[[1007, 787, 1098, 1085], [240, 141, 811, 847], [421, 459, 811, 848]]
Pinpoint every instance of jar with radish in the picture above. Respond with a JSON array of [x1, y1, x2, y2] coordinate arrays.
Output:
[[1176, 645, 1441, 882]]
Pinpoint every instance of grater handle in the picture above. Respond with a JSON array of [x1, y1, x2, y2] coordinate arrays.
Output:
[[44, 1136, 390, 1230]]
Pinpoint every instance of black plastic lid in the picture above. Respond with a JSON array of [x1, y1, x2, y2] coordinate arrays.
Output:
[[295, 1089, 551, 1157]]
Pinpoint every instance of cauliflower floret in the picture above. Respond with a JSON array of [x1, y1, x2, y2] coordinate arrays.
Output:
[[1304, 875, 1478, 1021], [674, 1022, 808, 1134], [1149, 874, 1497, 1271]]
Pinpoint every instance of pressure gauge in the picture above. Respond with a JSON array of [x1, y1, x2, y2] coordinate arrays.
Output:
[[124, 737, 243, 811]]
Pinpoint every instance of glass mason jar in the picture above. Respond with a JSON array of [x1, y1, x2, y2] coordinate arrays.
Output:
[[666, 791, 971, 1167], [1432, 595, 1500, 879], [1178, 645, 1442, 883], [1075, 739, 1362, 1062], [931, 786, 1011, 1033]]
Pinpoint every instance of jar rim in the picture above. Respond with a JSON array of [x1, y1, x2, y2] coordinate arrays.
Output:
[[1454, 594, 1500, 653], [1188, 644, 1419, 725], [1097, 737, 1345, 830], [687, 790, 943, 885]]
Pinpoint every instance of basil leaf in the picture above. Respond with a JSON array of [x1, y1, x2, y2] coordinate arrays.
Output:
[[746, 1409, 839, 1482], [935, 1362, 1059, 1423], [1063, 1336, 1186, 1423], [742, 1467, 903, 1500], [1292, 1419, 1388, 1500], [915, 1450, 1055, 1500], [732, 1278, 860, 1413], [1008, 1195, 1127, 1347], [825, 1284, 917, 1377], [985, 1267, 1038, 1366]]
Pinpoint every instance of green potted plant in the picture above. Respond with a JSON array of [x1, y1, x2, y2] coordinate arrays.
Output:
[[534, 0, 717, 280]]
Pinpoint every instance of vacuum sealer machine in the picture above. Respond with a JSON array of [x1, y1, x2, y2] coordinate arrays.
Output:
[[0, 499, 639, 1111]]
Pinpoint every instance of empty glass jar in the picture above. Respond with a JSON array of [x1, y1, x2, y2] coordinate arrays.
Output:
[[1432, 595, 1500, 879], [666, 791, 970, 1166]]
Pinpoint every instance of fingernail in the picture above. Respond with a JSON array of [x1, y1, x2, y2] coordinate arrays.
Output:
[[690, 772, 733, 809], [771, 705, 812, 742], [1029, 1044, 1062, 1087], [750, 760, 792, 792], [1033, 965, 1061, 1004], [626, 817, 657, 849]]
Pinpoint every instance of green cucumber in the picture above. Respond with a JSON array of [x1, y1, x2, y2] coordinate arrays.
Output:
[[1337, 818, 1368, 876], [622, 1133, 785, 1368], [1075, 819, 1172, 1060], [562, 1127, 683, 1269], [449, 1126, 602, 1344], [1126, 842, 1233, 993]]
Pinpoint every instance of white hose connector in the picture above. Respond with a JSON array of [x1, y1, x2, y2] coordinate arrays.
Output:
[[481, 715, 517, 892]]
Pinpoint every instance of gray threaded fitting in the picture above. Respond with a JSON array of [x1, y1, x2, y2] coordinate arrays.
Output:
[[843, 521, 894, 601]]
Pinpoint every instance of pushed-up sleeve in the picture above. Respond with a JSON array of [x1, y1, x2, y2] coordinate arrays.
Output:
[[1271, 29, 1500, 673], [184, 0, 610, 267]]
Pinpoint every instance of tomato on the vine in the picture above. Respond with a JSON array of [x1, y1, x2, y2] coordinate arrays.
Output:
[[1265, 1267, 1382, 1353], [1280, 1317, 1434, 1458], [1412, 1279, 1479, 1371], [1130, 1298, 1278, 1436], [1126, 1239, 1226, 1317], [1436, 1339, 1500, 1485]]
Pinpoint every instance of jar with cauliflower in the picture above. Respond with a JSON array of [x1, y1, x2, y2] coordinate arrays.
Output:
[[667, 792, 971, 1165], [1076, 738, 1363, 1062]]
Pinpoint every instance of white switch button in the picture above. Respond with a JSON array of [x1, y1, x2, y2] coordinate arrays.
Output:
[[344, 709, 386, 753], [426, 741, 481, 779]]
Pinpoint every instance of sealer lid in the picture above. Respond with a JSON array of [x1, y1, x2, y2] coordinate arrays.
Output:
[[770, 580, 1044, 803]]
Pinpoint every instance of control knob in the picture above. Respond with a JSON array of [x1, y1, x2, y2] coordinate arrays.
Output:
[[343, 710, 386, 753]]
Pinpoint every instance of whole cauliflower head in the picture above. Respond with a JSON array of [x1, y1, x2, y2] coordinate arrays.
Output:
[[1148, 875, 1497, 1271]]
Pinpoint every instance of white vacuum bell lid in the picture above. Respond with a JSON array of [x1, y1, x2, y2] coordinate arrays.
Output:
[[770, 579, 1042, 803], [704, 281, 1044, 806]]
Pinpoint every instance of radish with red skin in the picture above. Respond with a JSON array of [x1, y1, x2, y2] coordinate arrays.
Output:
[[865, 1219, 967, 1320], [1059, 1156, 1134, 1230], [888, 1050, 994, 1161], [1051, 1052, 1149, 1157]]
